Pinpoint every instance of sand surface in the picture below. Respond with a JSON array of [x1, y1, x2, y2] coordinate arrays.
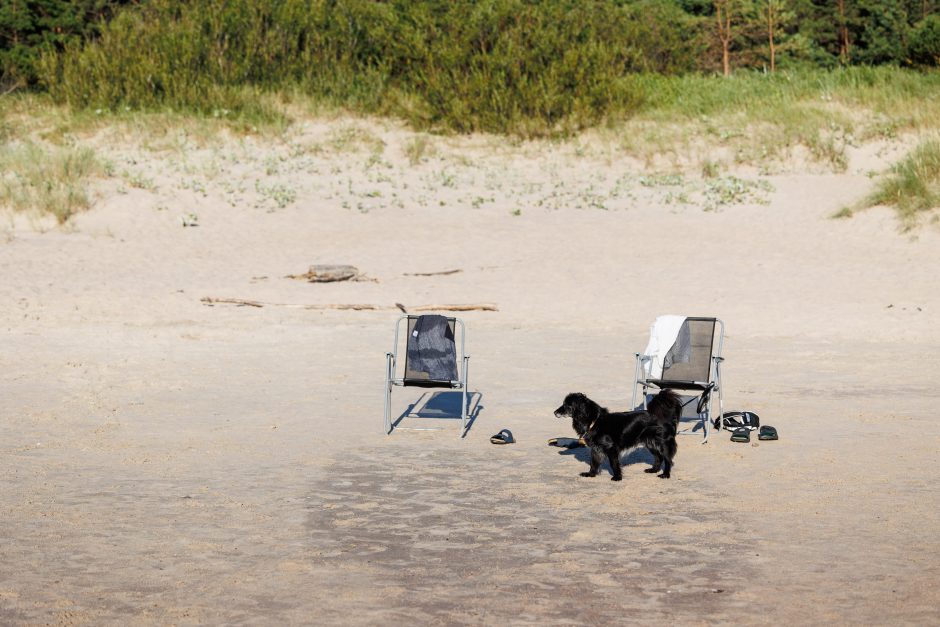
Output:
[[2, 118, 939, 625]]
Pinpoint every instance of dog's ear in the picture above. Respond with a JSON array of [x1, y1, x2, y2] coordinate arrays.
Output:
[[585, 396, 601, 422], [570, 393, 594, 422]]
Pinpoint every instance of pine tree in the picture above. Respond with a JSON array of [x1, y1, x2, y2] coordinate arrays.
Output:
[[0, 0, 37, 80], [853, 0, 910, 64], [1, 0, 128, 84], [756, 0, 793, 70]]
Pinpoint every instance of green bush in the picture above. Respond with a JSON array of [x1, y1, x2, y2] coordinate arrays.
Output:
[[909, 15, 940, 67], [37, 0, 680, 135], [33, 0, 940, 137], [0, 1, 129, 85]]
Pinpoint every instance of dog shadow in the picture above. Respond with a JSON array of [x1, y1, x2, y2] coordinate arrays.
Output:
[[556, 443, 657, 473], [390, 390, 484, 437]]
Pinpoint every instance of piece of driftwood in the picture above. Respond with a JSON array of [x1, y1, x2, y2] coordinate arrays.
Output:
[[402, 269, 463, 277], [411, 303, 498, 312], [201, 297, 497, 312], [286, 264, 375, 283], [201, 297, 379, 310]]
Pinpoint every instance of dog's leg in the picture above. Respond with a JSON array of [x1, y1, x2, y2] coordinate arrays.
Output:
[[580, 448, 602, 478], [658, 455, 672, 479], [646, 442, 673, 479], [644, 452, 663, 474], [659, 439, 676, 479], [606, 449, 623, 481]]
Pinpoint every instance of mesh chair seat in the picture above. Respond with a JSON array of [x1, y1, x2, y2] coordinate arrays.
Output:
[[633, 316, 725, 443], [385, 314, 470, 435]]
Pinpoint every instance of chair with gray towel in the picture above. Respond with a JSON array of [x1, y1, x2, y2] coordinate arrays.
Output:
[[384, 314, 470, 435], [632, 316, 725, 442]]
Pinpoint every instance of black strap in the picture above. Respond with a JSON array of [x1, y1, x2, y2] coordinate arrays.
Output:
[[696, 382, 715, 415]]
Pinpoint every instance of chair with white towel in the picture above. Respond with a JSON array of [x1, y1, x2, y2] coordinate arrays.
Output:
[[632, 316, 725, 443]]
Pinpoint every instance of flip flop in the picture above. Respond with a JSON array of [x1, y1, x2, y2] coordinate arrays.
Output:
[[758, 425, 778, 441], [730, 427, 750, 443], [721, 411, 760, 431], [548, 437, 586, 448], [490, 429, 515, 444]]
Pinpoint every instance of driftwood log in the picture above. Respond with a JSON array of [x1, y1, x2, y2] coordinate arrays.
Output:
[[286, 264, 371, 282], [201, 297, 497, 312]]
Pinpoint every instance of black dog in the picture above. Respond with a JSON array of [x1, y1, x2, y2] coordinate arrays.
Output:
[[553, 390, 681, 480]]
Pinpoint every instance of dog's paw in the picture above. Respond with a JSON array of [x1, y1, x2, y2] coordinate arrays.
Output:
[[611, 475, 623, 481], [644, 468, 659, 474], [657, 473, 671, 479], [579, 471, 597, 478]]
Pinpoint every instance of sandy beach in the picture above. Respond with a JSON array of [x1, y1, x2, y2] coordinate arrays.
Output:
[[2, 117, 939, 624]]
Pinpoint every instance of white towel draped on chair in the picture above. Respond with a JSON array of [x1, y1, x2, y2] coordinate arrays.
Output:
[[642, 315, 688, 379]]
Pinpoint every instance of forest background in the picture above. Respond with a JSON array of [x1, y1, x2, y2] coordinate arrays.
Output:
[[1, 0, 938, 135]]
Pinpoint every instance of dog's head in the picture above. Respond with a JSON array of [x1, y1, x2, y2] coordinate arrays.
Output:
[[647, 388, 682, 427], [554, 392, 600, 436]]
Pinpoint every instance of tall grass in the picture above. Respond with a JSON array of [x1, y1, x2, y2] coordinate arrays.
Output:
[[860, 138, 940, 228], [0, 141, 101, 223], [38, 0, 703, 136], [38, 0, 940, 144], [617, 68, 940, 171]]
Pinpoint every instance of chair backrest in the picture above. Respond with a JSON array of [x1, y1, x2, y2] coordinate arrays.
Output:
[[660, 317, 716, 382], [402, 315, 459, 384]]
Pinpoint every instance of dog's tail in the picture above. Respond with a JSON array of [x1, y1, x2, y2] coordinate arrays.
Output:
[[647, 389, 682, 428]]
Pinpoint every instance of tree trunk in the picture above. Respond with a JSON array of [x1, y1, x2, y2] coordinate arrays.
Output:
[[837, 0, 850, 64], [11, 0, 19, 45], [716, 1, 733, 76], [769, 30, 776, 72], [767, 3, 777, 72]]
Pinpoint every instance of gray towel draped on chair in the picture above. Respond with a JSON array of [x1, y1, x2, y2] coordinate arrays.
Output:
[[406, 315, 458, 381]]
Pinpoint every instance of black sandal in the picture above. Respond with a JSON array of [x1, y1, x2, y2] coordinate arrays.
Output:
[[730, 427, 750, 443], [490, 429, 515, 444], [758, 425, 778, 440]]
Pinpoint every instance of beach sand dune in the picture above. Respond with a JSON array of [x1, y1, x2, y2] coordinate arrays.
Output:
[[1, 119, 938, 624]]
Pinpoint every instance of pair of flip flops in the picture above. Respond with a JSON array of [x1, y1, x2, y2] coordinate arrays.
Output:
[[731, 425, 778, 442], [490, 429, 515, 444]]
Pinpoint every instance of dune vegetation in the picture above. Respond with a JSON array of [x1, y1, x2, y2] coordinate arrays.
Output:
[[1, 0, 939, 224]]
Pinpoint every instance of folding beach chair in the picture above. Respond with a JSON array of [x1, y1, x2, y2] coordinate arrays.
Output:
[[632, 316, 725, 443], [384, 314, 470, 435]]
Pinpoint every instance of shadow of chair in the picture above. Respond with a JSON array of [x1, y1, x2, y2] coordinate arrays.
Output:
[[389, 390, 484, 437]]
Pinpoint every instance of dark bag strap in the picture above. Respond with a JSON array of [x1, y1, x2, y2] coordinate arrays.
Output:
[[697, 382, 715, 415]]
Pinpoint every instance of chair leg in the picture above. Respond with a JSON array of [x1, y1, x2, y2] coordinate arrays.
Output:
[[702, 392, 711, 444], [384, 381, 391, 434], [461, 388, 468, 435], [384, 355, 393, 434], [717, 372, 724, 434], [460, 355, 470, 436]]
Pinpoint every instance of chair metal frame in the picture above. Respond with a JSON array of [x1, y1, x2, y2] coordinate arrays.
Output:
[[632, 317, 725, 443], [384, 314, 470, 435]]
